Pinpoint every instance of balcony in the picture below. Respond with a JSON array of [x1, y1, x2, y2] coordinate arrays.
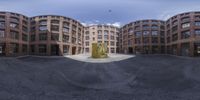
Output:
[[10, 18, 19, 23]]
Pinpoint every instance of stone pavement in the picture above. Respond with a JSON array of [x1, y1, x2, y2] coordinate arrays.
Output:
[[64, 53, 135, 63]]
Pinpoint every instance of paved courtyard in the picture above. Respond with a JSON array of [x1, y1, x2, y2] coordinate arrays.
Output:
[[0, 55, 200, 100], [65, 54, 135, 63]]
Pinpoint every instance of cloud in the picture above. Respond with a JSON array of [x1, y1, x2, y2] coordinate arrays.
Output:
[[157, 11, 174, 20], [81, 21, 121, 27], [111, 22, 121, 27]]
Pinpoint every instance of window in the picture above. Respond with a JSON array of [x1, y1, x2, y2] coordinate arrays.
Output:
[[23, 20, 28, 25], [85, 42, 89, 46], [39, 45, 46, 54], [181, 17, 190, 22], [85, 36, 90, 40], [22, 26, 28, 32], [104, 30, 108, 35], [181, 31, 190, 39], [63, 22, 70, 27], [143, 37, 149, 44], [143, 25, 149, 29], [128, 28, 133, 33], [30, 34, 35, 42], [195, 30, 200, 36], [104, 41, 109, 45], [172, 20, 178, 25], [22, 44, 27, 53], [172, 33, 178, 41], [142, 21, 149, 24], [31, 21, 36, 25], [172, 26, 178, 32], [63, 45, 69, 54], [72, 37, 76, 44], [39, 26, 47, 31], [31, 27, 36, 33], [135, 32, 141, 37], [10, 43, 19, 54], [98, 35, 102, 39], [110, 31, 115, 35], [0, 16, 5, 20], [111, 48, 115, 53], [39, 20, 47, 25], [160, 26, 165, 30], [30, 45, 35, 53], [97, 41, 102, 44], [10, 31, 19, 40], [181, 23, 190, 28], [39, 33, 47, 41], [10, 23, 18, 28], [51, 20, 59, 24], [110, 41, 115, 46], [85, 48, 89, 52], [110, 36, 115, 40], [10, 17, 19, 23], [160, 37, 165, 44], [104, 35, 108, 40], [195, 21, 200, 26], [167, 37, 170, 43], [98, 30, 102, 35], [51, 33, 59, 41], [63, 35, 69, 42], [151, 25, 158, 30], [72, 25, 77, 30], [143, 31, 150, 36], [0, 30, 5, 38], [152, 37, 158, 44], [63, 27, 69, 33], [128, 40, 132, 45], [152, 21, 159, 25], [51, 25, 59, 31], [135, 38, 141, 44], [85, 31, 89, 35], [160, 31, 165, 37], [0, 21, 5, 28], [152, 31, 158, 36], [135, 26, 140, 30], [22, 34, 28, 41]]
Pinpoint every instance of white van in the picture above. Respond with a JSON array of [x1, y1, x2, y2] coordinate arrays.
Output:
[[0, 46, 2, 54]]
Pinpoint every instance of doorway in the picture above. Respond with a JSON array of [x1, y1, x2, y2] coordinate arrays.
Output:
[[0, 43, 5, 56], [194, 43, 200, 57], [72, 47, 76, 55], [128, 47, 133, 54], [181, 43, 190, 56], [143, 46, 150, 54], [51, 45, 59, 55]]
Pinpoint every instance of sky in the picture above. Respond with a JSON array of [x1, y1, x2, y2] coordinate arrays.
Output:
[[0, 0, 200, 27]]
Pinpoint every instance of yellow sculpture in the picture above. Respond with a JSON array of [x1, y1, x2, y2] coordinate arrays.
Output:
[[92, 43, 108, 58]]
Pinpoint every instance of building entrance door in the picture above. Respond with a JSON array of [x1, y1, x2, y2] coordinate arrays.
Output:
[[128, 47, 133, 54], [0, 44, 5, 56], [181, 43, 190, 56], [194, 43, 200, 57], [72, 47, 76, 55], [143, 46, 150, 54], [0, 46, 2, 54], [51, 45, 59, 56]]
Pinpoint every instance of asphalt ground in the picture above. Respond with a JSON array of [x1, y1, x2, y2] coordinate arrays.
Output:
[[0, 55, 200, 100]]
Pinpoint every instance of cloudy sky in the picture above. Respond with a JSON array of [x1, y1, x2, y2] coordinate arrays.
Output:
[[0, 0, 200, 26]]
